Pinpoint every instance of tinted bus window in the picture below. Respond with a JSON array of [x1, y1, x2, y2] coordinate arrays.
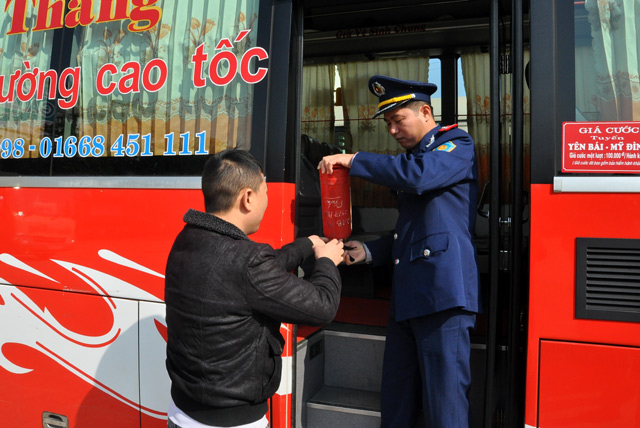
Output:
[[575, 0, 640, 122], [0, 0, 262, 176]]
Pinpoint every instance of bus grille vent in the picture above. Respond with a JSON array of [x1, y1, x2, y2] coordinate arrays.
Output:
[[576, 238, 640, 323]]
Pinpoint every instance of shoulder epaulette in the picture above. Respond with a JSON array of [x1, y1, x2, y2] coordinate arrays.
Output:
[[438, 124, 458, 132]]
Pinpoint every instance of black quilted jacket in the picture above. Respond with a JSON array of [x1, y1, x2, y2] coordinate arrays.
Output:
[[165, 209, 341, 426]]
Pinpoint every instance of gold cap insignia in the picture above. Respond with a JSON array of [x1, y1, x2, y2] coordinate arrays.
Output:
[[372, 81, 386, 96]]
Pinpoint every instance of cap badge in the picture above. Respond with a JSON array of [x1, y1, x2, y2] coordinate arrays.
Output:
[[372, 81, 386, 96]]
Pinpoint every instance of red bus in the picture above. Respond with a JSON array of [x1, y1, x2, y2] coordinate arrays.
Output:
[[2, 1, 640, 427]]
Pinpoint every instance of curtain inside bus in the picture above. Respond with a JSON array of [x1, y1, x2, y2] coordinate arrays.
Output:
[[462, 50, 532, 197], [302, 54, 533, 208], [302, 64, 335, 145], [337, 58, 430, 208], [579, 0, 640, 121], [302, 57, 430, 209]]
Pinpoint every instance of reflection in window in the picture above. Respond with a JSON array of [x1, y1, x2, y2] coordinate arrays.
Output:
[[71, 0, 259, 155], [0, 10, 55, 151], [0, 0, 260, 175]]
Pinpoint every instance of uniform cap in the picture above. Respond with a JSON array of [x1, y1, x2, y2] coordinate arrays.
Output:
[[368, 75, 437, 118]]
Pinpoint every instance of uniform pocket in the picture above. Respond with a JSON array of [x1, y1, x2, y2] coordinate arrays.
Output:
[[409, 233, 449, 261]]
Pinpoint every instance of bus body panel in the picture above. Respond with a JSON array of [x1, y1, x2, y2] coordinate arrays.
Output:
[[0, 284, 143, 427], [539, 340, 640, 428], [526, 183, 640, 427], [0, 183, 296, 427], [0, 186, 195, 299]]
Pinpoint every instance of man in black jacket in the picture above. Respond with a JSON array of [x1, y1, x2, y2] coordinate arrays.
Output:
[[165, 149, 343, 428]]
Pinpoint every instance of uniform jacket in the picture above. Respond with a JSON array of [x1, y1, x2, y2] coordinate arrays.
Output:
[[165, 209, 341, 426], [350, 124, 479, 322]]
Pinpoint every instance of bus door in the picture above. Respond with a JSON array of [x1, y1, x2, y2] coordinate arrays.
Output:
[[293, 1, 531, 427]]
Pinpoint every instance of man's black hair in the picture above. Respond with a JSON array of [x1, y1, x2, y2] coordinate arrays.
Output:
[[405, 99, 435, 117], [201, 149, 264, 214]]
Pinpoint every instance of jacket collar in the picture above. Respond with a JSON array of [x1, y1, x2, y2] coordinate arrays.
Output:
[[410, 124, 442, 154], [409, 123, 459, 154], [183, 209, 249, 241]]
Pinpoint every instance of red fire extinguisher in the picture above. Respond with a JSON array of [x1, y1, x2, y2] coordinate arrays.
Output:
[[320, 165, 352, 240]]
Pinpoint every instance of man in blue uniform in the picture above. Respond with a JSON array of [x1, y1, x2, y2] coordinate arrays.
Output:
[[318, 75, 480, 428]]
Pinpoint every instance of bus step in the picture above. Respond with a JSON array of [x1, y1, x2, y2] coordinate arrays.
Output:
[[323, 324, 386, 391], [307, 386, 380, 428], [296, 323, 386, 427]]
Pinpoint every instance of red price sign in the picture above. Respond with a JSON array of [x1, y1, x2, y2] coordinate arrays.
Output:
[[562, 122, 640, 173]]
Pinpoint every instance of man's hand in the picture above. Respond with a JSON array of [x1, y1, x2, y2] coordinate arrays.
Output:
[[307, 235, 329, 248], [313, 239, 344, 266], [317, 153, 355, 175], [342, 240, 366, 265]]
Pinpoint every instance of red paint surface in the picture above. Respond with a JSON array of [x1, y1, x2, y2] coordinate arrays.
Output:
[[539, 341, 640, 427], [526, 184, 640, 427], [0, 183, 296, 428], [0, 184, 295, 297]]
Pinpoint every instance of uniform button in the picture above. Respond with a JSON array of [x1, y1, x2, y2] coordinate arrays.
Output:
[[393, 233, 398, 239], [394, 259, 400, 265], [423, 249, 431, 257]]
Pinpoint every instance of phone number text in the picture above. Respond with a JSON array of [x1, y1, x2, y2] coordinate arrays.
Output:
[[1, 131, 209, 159]]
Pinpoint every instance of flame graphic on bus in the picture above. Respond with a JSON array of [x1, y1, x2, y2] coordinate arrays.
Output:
[[0, 250, 170, 418]]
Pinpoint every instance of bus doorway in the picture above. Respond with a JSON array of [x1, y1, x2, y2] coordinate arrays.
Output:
[[294, 1, 530, 427]]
